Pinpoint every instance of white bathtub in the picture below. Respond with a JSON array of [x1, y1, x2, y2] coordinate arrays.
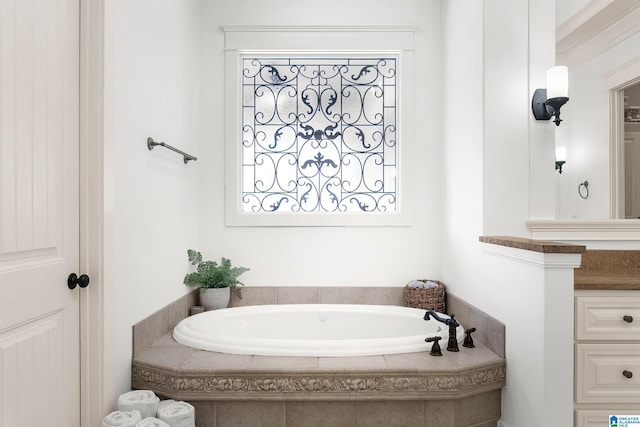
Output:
[[173, 304, 465, 357]]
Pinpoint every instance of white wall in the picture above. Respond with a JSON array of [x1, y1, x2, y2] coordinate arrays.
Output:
[[108, 0, 201, 397], [440, 0, 483, 277], [102, 0, 579, 421], [483, 0, 538, 235], [441, 0, 572, 425], [441, 0, 557, 294], [471, 246, 578, 427], [197, 0, 444, 286], [557, 31, 640, 219]]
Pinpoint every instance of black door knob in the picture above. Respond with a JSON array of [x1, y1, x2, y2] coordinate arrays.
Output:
[[68, 273, 90, 290], [623, 315, 634, 323], [623, 370, 633, 379]]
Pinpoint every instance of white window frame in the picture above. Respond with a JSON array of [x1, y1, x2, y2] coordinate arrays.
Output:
[[224, 26, 415, 227]]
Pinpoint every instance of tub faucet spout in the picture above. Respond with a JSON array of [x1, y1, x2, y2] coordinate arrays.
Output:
[[423, 310, 460, 352]]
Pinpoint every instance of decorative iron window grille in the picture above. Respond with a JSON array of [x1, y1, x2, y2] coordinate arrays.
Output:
[[241, 56, 398, 214]]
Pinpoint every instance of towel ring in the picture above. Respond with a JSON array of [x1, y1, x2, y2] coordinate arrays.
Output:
[[578, 181, 589, 199]]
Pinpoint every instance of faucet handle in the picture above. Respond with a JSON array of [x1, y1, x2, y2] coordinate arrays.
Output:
[[448, 314, 460, 327], [463, 327, 477, 348], [425, 336, 443, 356]]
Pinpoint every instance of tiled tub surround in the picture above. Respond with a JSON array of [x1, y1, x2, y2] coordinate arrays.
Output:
[[132, 288, 505, 427]]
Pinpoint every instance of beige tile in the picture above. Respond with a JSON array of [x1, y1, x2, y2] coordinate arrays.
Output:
[[383, 351, 455, 373], [319, 287, 364, 304], [179, 350, 252, 373], [248, 355, 319, 372], [168, 296, 189, 330], [286, 401, 354, 427], [150, 332, 181, 348], [318, 356, 386, 372], [277, 287, 320, 304], [454, 390, 501, 427], [191, 401, 215, 427], [362, 287, 404, 306], [424, 400, 455, 427], [485, 318, 505, 358], [133, 308, 171, 356], [216, 401, 284, 427], [447, 295, 471, 323], [468, 419, 499, 427], [186, 288, 199, 311], [355, 401, 424, 427], [466, 310, 489, 348], [232, 286, 277, 307], [134, 345, 193, 369], [446, 342, 504, 369], [446, 293, 504, 359], [133, 291, 201, 356]]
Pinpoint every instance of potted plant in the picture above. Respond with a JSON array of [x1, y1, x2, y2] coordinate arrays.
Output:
[[183, 249, 250, 310]]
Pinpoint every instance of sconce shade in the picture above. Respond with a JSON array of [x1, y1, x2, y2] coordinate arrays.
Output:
[[532, 66, 570, 126], [532, 67, 570, 126], [546, 66, 568, 98], [555, 146, 566, 174]]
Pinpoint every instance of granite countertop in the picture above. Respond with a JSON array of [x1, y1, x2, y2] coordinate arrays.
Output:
[[574, 249, 640, 290], [479, 236, 586, 254], [574, 271, 640, 290], [480, 237, 640, 290]]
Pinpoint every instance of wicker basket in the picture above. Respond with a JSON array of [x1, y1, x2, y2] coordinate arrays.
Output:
[[404, 279, 446, 311]]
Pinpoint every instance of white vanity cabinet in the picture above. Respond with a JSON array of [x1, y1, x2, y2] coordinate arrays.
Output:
[[575, 290, 640, 426]]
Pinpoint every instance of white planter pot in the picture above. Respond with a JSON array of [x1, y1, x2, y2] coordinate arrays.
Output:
[[199, 287, 231, 310]]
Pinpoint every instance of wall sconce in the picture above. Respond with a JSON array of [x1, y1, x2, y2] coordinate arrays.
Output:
[[555, 146, 566, 174], [532, 66, 569, 126]]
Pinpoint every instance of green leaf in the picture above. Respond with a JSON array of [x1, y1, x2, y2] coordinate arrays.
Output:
[[183, 250, 250, 294], [187, 249, 202, 266]]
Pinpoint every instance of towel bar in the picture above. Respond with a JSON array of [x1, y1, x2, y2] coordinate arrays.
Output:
[[147, 137, 197, 164]]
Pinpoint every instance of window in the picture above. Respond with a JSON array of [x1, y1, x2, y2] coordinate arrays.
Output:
[[224, 26, 415, 226], [241, 56, 398, 214]]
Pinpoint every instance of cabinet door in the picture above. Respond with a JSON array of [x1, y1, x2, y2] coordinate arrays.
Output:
[[576, 344, 640, 404], [576, 296, 640, 341], [576, 411, 640, 427]]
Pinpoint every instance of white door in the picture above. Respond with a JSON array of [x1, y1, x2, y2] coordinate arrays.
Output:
[[0, 0, 81, 426]]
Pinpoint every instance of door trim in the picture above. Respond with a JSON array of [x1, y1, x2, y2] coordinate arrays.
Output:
[[79, 0, 111, 425], [603, 57, 640, 218]]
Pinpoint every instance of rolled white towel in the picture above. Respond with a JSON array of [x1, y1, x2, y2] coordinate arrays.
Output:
[[157, 400, 195, 427], [103, 410, 142, 427], [135, 417, 170, 427], [423, 280, 439, 289], [407, 280, 425, 288], [118, 390, 160, 419]]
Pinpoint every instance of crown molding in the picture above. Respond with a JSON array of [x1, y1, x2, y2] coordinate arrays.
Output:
[[556, 0, 640, 67]]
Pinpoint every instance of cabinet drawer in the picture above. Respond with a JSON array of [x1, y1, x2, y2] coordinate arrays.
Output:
[[576, 296, 640, 340], [576, 344, 640, 403], [576, 410, 640, 427]]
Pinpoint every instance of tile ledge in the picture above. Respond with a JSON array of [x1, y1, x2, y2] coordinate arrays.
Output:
[[131, 334, 505, 401]]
